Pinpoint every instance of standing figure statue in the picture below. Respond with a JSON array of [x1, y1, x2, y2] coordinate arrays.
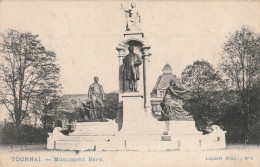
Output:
[[160, 80, 192, 120], [88, 76, 105, 121], [121, 2, 141, 31], [121, 46, 142, 92]]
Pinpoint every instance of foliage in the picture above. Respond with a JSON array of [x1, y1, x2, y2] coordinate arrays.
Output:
[[1, 122, 52, 144], [220, 25, 260, 91], [103, 92, 119, 119], [219, 25, 260, 142], [181, 26, 260, 143], [181, 60, 225, 93], [181, 60, 226, 129], [31, 95, 63, 129], [0, 29, 61, 128]]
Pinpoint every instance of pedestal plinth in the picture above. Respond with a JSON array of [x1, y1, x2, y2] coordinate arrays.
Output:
[[164, 120, 202, 135], [120, 92, 145, 134], [69, 121, 117, 136], [47, 121, 117, 150]]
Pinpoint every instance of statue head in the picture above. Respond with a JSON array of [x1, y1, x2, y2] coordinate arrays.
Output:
[[170, 80, 176, 87], [94, 76, 99, 83], [131, 2, 136, 9], [128, 45, 134, 53]]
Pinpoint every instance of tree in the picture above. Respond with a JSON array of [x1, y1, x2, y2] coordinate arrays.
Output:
[[0, 29, 61, 128], [181, 60, 225, 130], [219, 25, 260, 142], [181, 60, 225, 95], [30, 77, 62, 130], [30, 94, 62, 130]]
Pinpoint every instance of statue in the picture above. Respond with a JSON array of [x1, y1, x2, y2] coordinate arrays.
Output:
[[121, 2, 141, 31], [81, 99, 93, 120], [160, 80, 193, 120], [121, 46, 142, 92], [88, 76, 105, 121]]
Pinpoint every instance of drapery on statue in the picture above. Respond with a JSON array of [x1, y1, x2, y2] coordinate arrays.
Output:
[[121, 46, 142, 92], [120, 2, 141, 31], [88, 76, 105, 121], [160, 80, 193, 120]]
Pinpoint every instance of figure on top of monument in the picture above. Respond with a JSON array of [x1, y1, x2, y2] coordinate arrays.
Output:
[[121, 45, 142, 92], [88, 76, 105, 121], [121, 2, 141, 31], [160, 80, 193, 120]]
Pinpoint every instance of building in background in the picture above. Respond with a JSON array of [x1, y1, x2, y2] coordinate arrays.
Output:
[[150, 64, 180, 116]]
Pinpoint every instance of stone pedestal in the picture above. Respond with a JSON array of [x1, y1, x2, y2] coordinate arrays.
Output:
[[69, 121, 117, 136], [158, 121, 203, 150], [119, 92, 164, 135], [120, 92, 145, 134], [47, 121, 117, 151], [164, 121, 202, 135]]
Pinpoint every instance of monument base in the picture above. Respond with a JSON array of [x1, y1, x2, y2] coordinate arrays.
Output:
[[47, 94, 226, 151], [47, 121, 117, 150], [47, 121, 226, 151]]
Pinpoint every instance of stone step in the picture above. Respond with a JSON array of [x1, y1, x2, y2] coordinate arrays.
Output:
[[54, 140, 180, 151]]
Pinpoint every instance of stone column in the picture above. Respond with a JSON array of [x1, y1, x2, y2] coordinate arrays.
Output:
[[141, 44, 151, 111], [116, 45, 126, 102]]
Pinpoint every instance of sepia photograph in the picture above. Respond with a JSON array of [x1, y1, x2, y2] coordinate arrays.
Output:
[[0, 1, 259, 167]]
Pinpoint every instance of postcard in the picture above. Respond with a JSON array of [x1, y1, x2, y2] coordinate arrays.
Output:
[[0, 1, 259, 167]]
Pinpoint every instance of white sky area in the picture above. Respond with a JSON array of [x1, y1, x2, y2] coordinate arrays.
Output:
[[0, 1, 260, 120]]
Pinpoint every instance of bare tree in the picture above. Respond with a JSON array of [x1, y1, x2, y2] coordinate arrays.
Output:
[[220, 25, 260, 142], [0, 29, 61, 128]]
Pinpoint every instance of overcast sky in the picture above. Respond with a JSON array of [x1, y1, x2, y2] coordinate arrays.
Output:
[[0, 1, 260, 120]]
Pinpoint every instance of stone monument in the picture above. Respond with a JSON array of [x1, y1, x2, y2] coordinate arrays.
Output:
[[47, 2, 226, 151]]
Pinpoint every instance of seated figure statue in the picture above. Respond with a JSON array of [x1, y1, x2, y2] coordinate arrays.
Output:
[[160, 80, 193, 121]]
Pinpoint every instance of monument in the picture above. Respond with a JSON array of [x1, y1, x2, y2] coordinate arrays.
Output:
[[47, 2, 226, 151], [88, 76, 105, 121], [121, 46, 142, 92], [121, 2, 141, 32], [160, 79, 193, 120]]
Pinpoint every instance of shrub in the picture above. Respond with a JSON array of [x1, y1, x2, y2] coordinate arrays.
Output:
[[1, 123, 52, 144]]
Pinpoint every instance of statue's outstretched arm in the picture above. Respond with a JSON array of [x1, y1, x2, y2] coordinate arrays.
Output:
[[174, 89, 186, 94], [168, 86, 183, 98]]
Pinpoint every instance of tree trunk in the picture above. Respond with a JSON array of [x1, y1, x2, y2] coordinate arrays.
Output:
[[15, 119, 21, 128]]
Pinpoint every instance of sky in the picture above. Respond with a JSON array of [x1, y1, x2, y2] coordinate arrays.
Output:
[[0, 1, 260, 120]]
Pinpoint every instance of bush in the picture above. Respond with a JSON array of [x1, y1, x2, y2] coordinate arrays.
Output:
[[1, 123, 52, 144], [103, 93, 119, 119]]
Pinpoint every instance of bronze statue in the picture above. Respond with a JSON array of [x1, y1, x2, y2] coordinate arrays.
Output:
[[88, 76, 105, 120], [121, 46, 142, 92], [160, 80, 193, 120]]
